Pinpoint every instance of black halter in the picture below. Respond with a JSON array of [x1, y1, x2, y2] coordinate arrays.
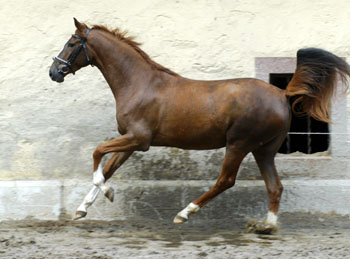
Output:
[[53, 29, 92, 75]]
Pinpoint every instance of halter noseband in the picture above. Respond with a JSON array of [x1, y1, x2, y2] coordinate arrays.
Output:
[[53, 29, 92, 75]]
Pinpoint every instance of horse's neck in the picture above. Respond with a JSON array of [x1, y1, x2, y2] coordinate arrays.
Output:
[[90, 33, 159, 101]]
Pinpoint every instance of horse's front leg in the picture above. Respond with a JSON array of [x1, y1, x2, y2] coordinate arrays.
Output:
[[74, 132, 147, 220], [99, 150, 134, 201], [74, 151, 133, 220], [92, 150, 134, 202]]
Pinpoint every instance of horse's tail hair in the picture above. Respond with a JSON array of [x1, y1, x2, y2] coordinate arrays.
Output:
[[285, 48, 350, 123]]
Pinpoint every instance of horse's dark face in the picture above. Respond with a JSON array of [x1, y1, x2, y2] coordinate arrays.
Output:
[[49, 18, 92, 83]]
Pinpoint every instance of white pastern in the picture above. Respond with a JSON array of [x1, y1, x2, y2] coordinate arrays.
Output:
[[77, 185, 100, 212], [265, 211, 278, 226], [177, 202, 200, 220]]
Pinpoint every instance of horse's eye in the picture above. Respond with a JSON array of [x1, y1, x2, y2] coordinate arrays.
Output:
[[68, 43, 75, 48]]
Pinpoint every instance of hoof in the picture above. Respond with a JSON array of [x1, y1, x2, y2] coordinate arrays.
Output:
[[246, 219, 277, 235], [73, 211, 87, 220], [104, 186, 114, 202], [173, 215, 187, 224]]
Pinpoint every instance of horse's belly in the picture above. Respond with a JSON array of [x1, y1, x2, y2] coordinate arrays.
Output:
[[152, 123, 227, 150]]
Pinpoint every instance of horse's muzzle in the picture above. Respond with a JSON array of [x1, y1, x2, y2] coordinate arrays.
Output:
[[49, 65, 65, 83]]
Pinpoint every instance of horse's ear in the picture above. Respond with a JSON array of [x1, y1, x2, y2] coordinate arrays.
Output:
[[74, 18, 87, 32]]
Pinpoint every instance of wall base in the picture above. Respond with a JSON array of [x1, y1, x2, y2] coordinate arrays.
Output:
[[1, 179, 349, 222]]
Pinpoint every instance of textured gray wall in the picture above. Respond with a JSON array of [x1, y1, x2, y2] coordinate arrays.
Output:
[[1, 0, 350, 181]]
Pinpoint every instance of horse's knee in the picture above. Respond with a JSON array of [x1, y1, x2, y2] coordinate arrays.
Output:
[[93, 147, 102, 161]]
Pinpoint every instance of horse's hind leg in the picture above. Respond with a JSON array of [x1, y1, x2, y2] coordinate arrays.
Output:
[[74, 151, 133, 220], [173, 145, 247, 223], [248, 135, 285, 234]]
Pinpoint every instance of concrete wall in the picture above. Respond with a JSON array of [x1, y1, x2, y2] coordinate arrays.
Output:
[[1, 0, 350, 220]]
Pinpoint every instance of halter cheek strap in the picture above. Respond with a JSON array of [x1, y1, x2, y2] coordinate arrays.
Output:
[[53, 28, 93, 75]]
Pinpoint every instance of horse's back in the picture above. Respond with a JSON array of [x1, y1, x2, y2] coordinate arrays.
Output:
[[152, 77, 290, 150], [228, 78, 290, 121]]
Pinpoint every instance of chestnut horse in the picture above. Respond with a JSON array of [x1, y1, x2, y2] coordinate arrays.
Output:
[[49, 18, 350, 233]]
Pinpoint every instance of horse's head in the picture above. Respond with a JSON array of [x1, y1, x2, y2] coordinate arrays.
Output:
[[49, 18, 93, 83]]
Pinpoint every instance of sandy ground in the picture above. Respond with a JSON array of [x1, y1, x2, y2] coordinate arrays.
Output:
[[0, 212, 350, 259]]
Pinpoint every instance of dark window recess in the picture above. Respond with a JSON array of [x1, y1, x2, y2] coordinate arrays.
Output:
[[269, 73, 329, 154]]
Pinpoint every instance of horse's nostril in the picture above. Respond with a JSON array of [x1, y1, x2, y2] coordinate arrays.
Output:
[[49, 71, 53, 78]]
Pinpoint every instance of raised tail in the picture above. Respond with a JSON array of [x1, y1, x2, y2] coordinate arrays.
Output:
[[285, 48, 350, 123]]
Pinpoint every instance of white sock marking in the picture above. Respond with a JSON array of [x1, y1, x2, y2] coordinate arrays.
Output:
[[177, 202, 200, 220], [265, 211, 278, 226], [76, 163, 110, 213], [77, 186, 100, 212]]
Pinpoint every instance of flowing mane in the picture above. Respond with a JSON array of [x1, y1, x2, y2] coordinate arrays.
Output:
[[91, 24, 179, 76]]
